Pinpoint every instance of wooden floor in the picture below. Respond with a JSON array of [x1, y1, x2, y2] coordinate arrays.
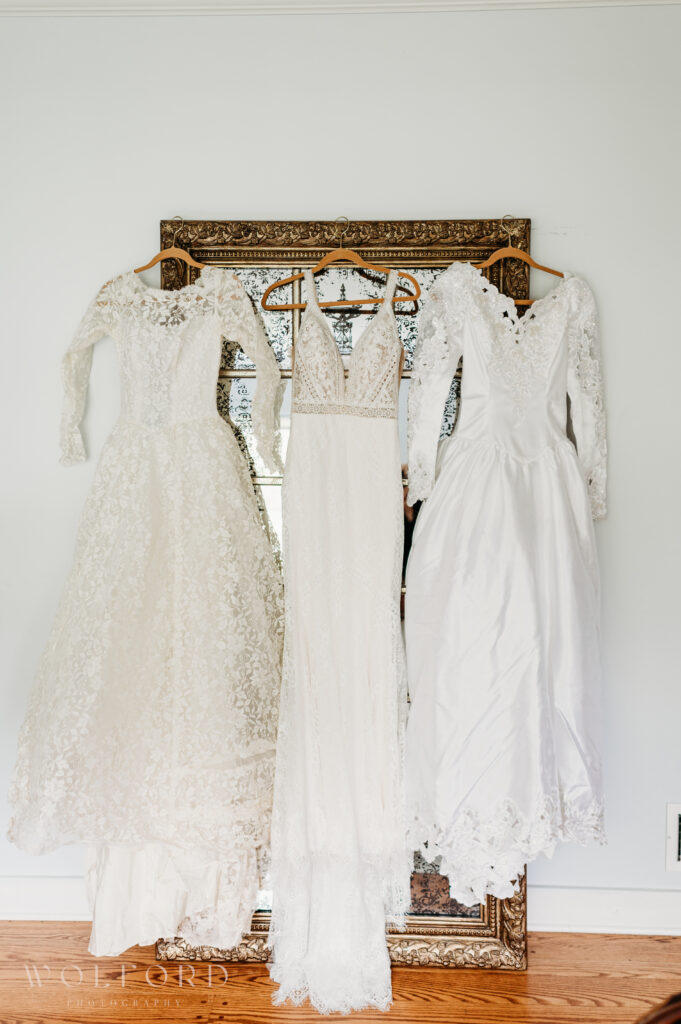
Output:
[[1, 923, 680, 1024]]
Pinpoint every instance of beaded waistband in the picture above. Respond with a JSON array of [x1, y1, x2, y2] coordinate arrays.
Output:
[[292, 401, 397, 420]]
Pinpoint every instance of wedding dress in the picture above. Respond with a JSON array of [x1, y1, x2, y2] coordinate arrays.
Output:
[[268, 270, 411, 1014], [8, 266, 284, 955], [405, 262, 606, 906]]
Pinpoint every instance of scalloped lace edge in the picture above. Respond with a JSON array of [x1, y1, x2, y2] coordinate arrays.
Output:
[[408, 794, 606, 907]]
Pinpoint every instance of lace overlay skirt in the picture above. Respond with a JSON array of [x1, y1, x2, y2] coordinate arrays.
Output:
[[9, 418, 284, 953]]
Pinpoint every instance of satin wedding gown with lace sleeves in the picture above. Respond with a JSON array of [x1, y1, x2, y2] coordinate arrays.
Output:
[[8, 266, 285, 956], [268, 270, 411, 1015], [405, 262, 607, 906]]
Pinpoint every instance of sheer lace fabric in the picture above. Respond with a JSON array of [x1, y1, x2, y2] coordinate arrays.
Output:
[[405, 262, 606, 905], [59, 269, 284, 473], [269, 271, 411, 1014], [8, 267, 284, 954]]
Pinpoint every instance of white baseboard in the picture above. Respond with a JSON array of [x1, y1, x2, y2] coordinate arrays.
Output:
[[1, 876, 680, 935], [527, 883, 681, 935], [0, 875, 90, 921]]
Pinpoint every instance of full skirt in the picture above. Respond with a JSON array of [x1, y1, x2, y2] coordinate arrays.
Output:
[[9, 416, 284, 952], [405, 434, 605, 906]]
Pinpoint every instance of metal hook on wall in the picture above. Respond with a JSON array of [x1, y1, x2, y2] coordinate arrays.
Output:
[[501, 214, 516, 246], [170, 215, 184, 247], [335, 215, 350, 247]]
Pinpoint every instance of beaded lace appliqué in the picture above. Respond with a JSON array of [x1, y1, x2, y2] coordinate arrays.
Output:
[[407, 263, 607, 518], [292, 270, 403, 420], [408, 791, 605, 907], [566, 277, 608, 519], [292, 400, 396, 419]]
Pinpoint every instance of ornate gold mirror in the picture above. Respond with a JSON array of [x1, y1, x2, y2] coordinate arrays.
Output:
[[154, 218, 530, 970]]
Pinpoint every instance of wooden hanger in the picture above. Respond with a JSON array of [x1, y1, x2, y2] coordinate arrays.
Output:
[[134, 216, 206, 275], [261, 219, 421, 311], [473, 216, 563, 307]]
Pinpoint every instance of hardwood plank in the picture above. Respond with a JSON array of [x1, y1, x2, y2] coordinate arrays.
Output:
[[0, 923, 679, 1024]]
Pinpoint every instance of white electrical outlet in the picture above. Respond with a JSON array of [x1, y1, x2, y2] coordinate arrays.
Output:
[[666, 804, 681, 872]]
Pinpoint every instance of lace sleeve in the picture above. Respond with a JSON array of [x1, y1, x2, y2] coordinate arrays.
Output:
[[566, 278, 607, 519], [215, 271, 284, 474], [406, 274, 464, 505], [60, 279, 115, 465]]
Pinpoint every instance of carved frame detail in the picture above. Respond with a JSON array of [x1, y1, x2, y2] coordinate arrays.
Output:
[[156, 875, 527, 970], [160, 217, 531, 291]]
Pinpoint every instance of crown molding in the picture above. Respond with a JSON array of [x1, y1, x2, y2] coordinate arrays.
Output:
[[0, 0, 678, 16]]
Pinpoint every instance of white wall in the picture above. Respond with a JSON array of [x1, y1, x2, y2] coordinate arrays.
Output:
[[1, 4, 680, 934]]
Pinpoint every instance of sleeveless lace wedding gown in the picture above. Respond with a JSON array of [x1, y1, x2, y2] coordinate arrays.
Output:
[[8, 267, 285, 955], [405, 262, 607, 906], [269, 270, 411, 1014]]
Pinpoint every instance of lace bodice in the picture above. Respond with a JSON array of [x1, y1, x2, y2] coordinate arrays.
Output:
[[291, 269, 403, 418], [407, 262, 607, 517], [60, 267, 283, 472]]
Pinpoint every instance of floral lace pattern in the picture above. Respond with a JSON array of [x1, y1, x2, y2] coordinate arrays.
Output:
[[60, 268, 283, 473], [566, 277, 608, 519], [408, 793, 605, 907], [9, 267, 284, 953], [406, 264, 468, 503], [292, 269, 403, 417], [407, 262, 608, 519], [485, 278, 568, 421]]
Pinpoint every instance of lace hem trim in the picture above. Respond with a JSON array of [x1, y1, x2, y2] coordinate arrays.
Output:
[[268, 851, 411, 1013], [407, 794, 606, 907], [292, 401, 396, 419]]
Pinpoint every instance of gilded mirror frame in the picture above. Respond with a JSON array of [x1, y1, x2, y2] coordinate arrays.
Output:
[[154, 218, 530, 971]]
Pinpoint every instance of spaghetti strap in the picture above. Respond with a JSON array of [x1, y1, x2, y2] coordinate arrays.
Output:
[[383, 269, 398, 306], [304, 269, 319, 309]]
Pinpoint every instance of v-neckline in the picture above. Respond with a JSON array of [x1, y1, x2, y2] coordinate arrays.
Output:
[[302, 269, 399, 386], [470, 264, 573, 338]]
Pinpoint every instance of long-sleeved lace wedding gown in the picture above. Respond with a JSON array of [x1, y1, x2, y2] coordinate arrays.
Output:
[[8, 266, 284, 956], [405, 262, 607, 906]]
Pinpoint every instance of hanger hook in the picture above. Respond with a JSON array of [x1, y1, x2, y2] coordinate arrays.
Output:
[[501, 214, 516, 246], [170, 215, 184, 247], [335, 215, 349, 247]]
